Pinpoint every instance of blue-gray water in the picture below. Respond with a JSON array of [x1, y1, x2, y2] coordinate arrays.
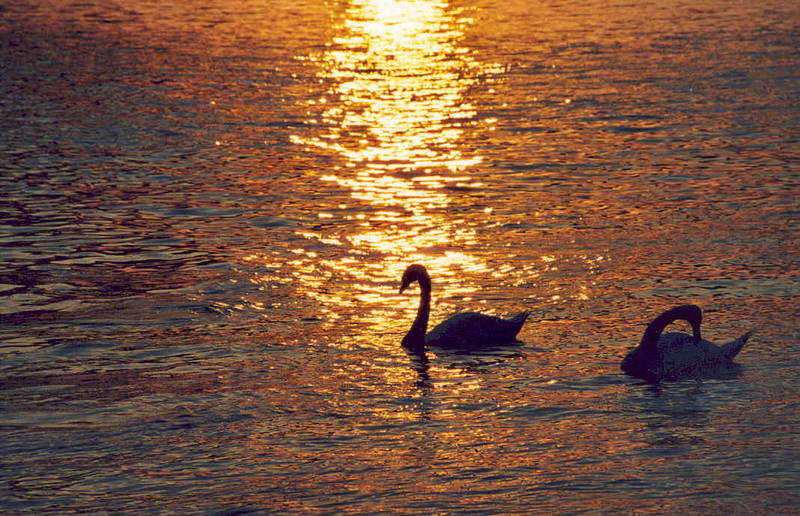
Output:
[[1, 0, 799, 513]]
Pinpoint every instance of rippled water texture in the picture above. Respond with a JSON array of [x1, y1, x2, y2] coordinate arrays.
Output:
[[2, 0, 799, 513]]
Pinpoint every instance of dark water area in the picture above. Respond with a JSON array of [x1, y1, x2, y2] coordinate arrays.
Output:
[[1, 0, 799, 513]]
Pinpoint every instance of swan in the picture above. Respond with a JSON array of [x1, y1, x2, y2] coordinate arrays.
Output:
[[399, 264, 530, 351], [621, 304, 752, 382]]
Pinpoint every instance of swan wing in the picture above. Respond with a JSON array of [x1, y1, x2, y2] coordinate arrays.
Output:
[[652, 332, 712, 380], [426, 312, 523, 349]]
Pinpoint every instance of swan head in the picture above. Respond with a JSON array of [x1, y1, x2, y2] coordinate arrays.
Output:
[[677, 304, 703, 344], [399, 264, 430, 294]]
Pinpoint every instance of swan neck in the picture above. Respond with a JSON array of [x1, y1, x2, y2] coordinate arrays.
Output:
[[641, 305, 701, 350], [403, 278, 430, 350], [411, 283, 431, 335]]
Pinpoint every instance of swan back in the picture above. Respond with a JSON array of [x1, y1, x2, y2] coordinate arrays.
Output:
[[426, 311, 530, 349]]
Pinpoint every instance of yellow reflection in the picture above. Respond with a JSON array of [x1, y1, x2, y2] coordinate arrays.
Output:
[[294, 0, 497, 173], [286, 0, 504, 328]]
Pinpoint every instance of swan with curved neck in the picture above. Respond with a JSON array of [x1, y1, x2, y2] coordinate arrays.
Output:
[[399, 264, 530, 351], [621, 304, 751, 382]]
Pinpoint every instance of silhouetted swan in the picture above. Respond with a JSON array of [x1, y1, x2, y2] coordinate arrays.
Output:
[[399, 264, 530, 351], [621, 304, 752, 382]]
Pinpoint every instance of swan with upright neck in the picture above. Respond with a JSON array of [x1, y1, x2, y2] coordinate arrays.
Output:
[[399, 264, 530, 351], [621, 304, 752, 382]]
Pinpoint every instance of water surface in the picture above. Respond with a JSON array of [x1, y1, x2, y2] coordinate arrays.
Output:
[[1, 0, 799, 513]]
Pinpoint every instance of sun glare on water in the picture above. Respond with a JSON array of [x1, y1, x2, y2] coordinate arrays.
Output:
[[284, 0, 506, 325]]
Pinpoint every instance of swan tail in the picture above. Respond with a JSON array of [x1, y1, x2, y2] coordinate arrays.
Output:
[[502, 310, 531, 340], [720, 331, 752, 361], [510, 310, 531, 325]]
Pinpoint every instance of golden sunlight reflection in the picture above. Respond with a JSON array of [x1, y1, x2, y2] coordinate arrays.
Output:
[[293, 0, 499, 173], [283, 0, 506, 334]]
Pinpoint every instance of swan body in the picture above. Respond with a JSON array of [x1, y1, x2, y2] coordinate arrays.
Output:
[[399, 264, 529, 351], [621, 304, 752, 382]]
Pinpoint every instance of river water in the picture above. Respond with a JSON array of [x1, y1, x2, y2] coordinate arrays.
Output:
[[1, 0, 799, 513]]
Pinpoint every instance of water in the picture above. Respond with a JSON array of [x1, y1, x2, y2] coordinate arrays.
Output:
[[1, 0, 799, 513]]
